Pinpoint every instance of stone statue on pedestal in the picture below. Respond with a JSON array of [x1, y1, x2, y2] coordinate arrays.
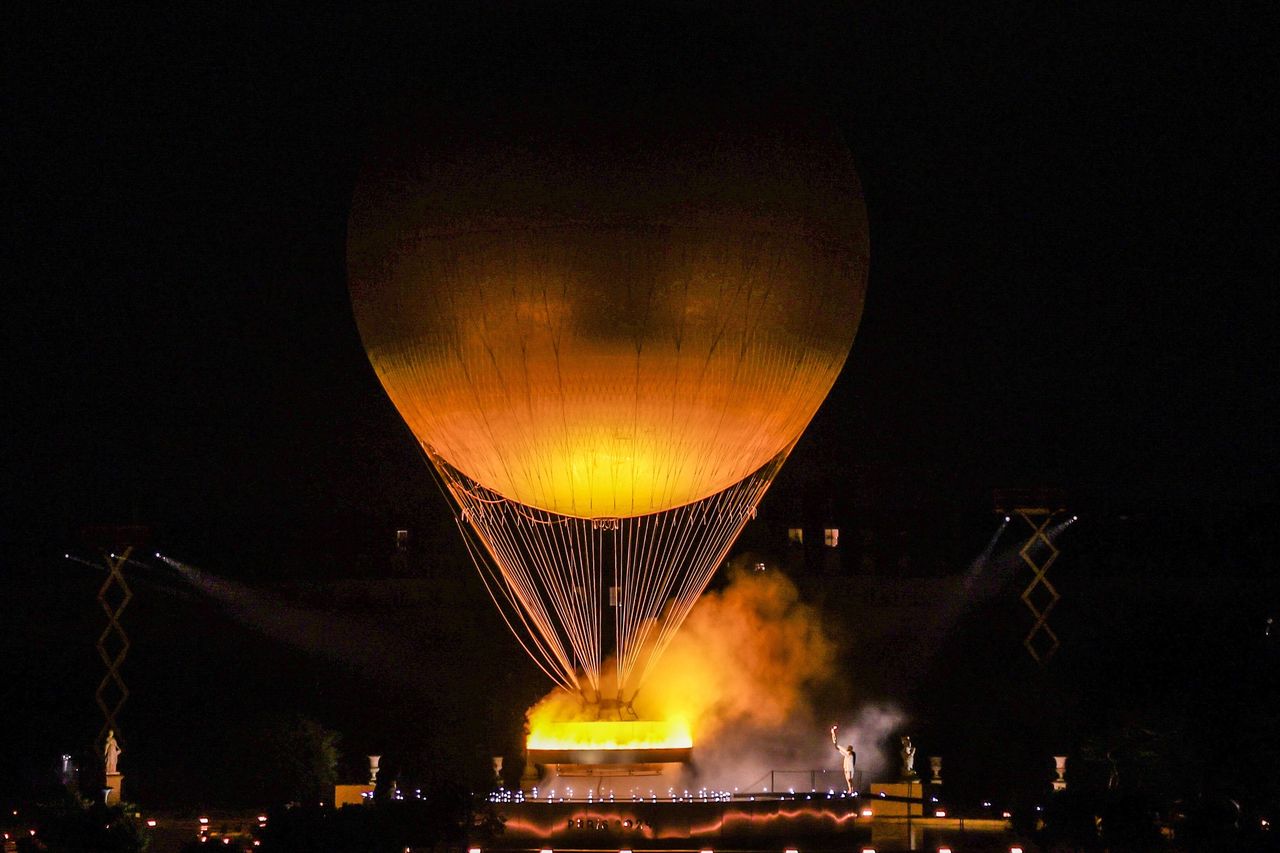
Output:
[[900, 736, 917, 779], [102, 731, 125, 804], [103, 731, 122, 775]]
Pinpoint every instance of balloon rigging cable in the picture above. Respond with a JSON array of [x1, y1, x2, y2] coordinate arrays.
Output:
[[427, 447, 788, 704]]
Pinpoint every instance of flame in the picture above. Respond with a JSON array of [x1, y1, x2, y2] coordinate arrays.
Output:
[[527, 719, 692, 751]]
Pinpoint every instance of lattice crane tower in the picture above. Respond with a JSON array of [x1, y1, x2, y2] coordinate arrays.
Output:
[[994, 489, 1068, 664]]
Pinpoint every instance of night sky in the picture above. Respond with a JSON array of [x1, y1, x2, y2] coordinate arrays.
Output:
[[3, 2, 1275, 811]]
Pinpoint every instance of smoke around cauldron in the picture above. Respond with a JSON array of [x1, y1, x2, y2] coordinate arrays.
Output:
[[529, 564, 906, 789], [643, 564, 835, 738]]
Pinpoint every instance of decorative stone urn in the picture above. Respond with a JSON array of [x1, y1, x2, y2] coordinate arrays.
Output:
[[929, 755, 943, 785]]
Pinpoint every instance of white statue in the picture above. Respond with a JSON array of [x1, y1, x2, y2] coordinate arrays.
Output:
[[103, 730, 122, 775], [830, 725, 857, 793], [900, 736, 916, 779]]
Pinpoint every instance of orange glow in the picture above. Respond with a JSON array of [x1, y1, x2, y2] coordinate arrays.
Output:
[[527, 719, 692, 752], [351, 230, 862, 518]]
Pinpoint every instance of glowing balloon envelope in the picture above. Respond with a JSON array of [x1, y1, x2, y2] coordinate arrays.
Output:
[[349, 102, 869, 698]]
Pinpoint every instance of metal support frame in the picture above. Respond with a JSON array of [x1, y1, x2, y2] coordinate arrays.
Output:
[[1015, 510, 1061, 665], [993, 490, 1067, 666], [96, 547, 133, 742]]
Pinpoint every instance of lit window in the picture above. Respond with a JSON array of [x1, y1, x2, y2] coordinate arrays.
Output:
[[824, 528, 839, 547], [395, 529, 409, 551], [787, 527, 803, 544]]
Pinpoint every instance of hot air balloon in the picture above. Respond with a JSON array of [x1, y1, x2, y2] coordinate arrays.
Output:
[[348, 98, 868, 720]]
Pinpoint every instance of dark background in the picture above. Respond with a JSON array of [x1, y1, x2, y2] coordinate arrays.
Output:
[[3, 2, 1275, 814]]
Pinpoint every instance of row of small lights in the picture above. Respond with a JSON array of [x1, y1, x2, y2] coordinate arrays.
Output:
[[495, 786, 1018, 816], [195, 814, 267, 845], [473, 840, 1029, 845], [504, 786, 744, 804], [484, 788, 1021, 823]]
